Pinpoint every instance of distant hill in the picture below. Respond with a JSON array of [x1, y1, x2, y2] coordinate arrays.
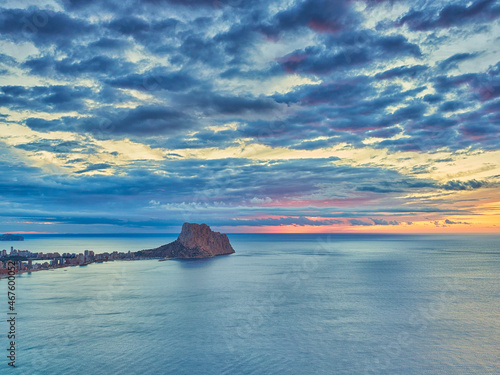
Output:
[[0, 234, 24, 241]]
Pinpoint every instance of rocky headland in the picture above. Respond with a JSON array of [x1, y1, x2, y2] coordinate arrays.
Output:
[[0, 234, 24, 241], [137, 223, 235, 259]]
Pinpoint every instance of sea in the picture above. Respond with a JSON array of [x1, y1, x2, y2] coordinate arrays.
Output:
[[1, 233, 499, 375]]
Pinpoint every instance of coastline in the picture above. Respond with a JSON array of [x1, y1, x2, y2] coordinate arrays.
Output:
[[0, 258, 163, 280]]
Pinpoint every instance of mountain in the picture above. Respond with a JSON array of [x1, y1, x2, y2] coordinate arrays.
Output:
[[0, 234, 24, 241], [138, 223, 235, 259]]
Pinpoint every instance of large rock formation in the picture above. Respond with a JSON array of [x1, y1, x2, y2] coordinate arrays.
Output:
[[139, 223, 235, 259]]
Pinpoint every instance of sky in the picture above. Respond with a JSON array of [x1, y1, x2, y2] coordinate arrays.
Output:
[[0, 0, 499, 234]]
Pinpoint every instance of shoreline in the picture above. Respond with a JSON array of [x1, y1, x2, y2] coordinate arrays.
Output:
[[0, 258, 163, 279]]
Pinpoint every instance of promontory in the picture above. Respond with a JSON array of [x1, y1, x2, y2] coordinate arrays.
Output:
[[0, 234, 24, 241], [137, 223, 235, 259]]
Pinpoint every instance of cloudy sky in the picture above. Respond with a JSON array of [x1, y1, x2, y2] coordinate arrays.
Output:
[[0, 0, 499, 233]]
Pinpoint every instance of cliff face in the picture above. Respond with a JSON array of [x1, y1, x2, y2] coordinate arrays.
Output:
[[141, 223, 235, 259]]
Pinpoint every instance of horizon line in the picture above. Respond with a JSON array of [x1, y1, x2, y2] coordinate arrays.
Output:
[[6, 232, 499, 236]]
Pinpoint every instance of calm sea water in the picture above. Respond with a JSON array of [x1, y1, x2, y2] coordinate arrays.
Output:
[[1, 234, 499, 374]]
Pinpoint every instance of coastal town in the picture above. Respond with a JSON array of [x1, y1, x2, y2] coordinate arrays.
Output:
[[0, 245, 148, 277]]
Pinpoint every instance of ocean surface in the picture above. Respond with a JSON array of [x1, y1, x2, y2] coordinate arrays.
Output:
[[1, 234, 499, 374]]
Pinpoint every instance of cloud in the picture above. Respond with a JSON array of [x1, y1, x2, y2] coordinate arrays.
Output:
[[277, 33, 421, 75], [81, 105, 197, 136], [442, 179, 485, 190], [24, 55, 135, 78], [172, 91, 281, 116], [15, 140, 97, 154], [0, 53, 16, 66], [375, 65, 428, 80], [0, 0, 499, 232], [107, 15, 150, 35], [438, 53, 479, 70], [423, 94, 443, 103], [0, 7, 94, 48], [88, 37, 131, 50], [397, 0, 500, 31], [371, 218, 399, 225], [75, 163, 112, 174], [261, 0, 356, 37], [106, 70, 199, 92], [24, 118, 68, 132], [0, 153, 461, 228], [349, 219, 373, 226], [444, 219, 470, 225], [250, 197, 272, 204], [0, 1, 495, 154], [439, 100, 467, 112], [356, 179, 435, 194], [2, 85, 95, 113]]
